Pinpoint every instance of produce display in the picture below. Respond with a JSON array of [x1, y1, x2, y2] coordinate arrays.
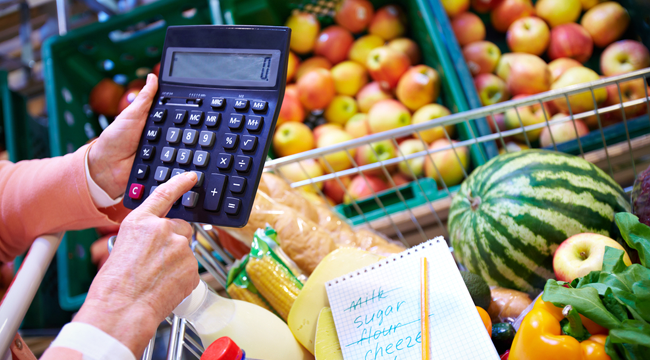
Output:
[[448, 150, 631, 293], [445, 0, 650, 150], [274, 0, 471, 208]]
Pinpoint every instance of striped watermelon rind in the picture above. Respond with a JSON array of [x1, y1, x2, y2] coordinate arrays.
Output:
[[448, 150, 630, 293]]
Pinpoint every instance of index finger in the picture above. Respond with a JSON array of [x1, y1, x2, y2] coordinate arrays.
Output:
[[137, 172, 197, 217]]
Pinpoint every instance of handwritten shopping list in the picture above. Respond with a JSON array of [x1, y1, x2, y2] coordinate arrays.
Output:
[[326, 239, 499, 360]]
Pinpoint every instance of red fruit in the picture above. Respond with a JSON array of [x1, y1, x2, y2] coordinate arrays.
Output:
[[345, 175, 389, 202], [127, 78, 146, 90], [117, 88, 141, 114], [89, 79, 125, 117], [152, 63, 161, 77], [335, 0, 375, 34], [314, 26, 355, 65], [632, 165, 650, 226]]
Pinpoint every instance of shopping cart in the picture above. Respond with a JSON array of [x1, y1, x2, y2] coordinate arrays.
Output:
[[0, 69, 649, 359]]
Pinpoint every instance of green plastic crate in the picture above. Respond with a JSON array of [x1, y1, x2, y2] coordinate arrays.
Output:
[[220, 0, 498, 222], [42, 0, 217, 311]]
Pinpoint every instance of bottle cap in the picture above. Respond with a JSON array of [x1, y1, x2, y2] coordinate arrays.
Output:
[[202, 337, 243, 360], [173, 280, 208, 317]]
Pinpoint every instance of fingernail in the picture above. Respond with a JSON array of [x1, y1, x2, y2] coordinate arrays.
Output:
[[146, 73, 154, 85]]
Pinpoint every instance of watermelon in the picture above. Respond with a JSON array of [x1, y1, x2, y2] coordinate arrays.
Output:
[[448, 150, 630, 293]]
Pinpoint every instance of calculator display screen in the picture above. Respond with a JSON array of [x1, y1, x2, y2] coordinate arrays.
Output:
[[170, 52, 273, 82]]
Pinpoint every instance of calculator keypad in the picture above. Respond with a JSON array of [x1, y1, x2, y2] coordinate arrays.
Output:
[[166, 128, 181, 143], [182, 129, 198, 145], [161, 147, 177, 163]]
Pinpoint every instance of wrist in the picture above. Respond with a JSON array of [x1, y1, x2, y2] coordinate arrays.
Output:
[[88, 142, 125, 200]]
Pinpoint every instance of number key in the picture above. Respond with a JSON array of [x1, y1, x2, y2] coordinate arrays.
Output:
[[154, 166, 170, 182], [171, 168, 185, 178], [193, 151, 210, 167], [176, 149, 192, 165], [199, 131, 215, 147], [173, 110, 187, 124], [161, 147, 177, 163], [182, 129, 198, 145], [166, 127, 181, 143]]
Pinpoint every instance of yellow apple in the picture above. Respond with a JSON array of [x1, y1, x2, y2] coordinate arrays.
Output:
[[324, 95, 358, 125], [424, 139, 469, 187], [296, 57, 332, 81], [331, 61, 368, 96], [356, 81, 394, 113], [411, 104, 454, 143], [387, 38, 421, 65], [552, 66, 607, 114], [276, 159, 324, 192], [535, 0, 581, 28], [348, 34, 385, 65], [553, 233, 632, 282], [273, 122, 315, 157], [395, 65, 441, 111], [286, 12, 320, 54], [345, 113, 370, 138], [317, 130, 356, 172]]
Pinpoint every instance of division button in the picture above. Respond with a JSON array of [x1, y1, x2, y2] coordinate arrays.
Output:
[[141, 145, 155, 160], [210, 97, 225, 109], [135, 164, 149, 180], [227, 114, 244, 130], [229, 176, 247, 193], [205, 112, 221, 127], [154, 166, 170, 182], [203, 174, 227, 211], [146, 127, 160, 141], [224, 197, 241, 215], [216, 153, 233, 170], [151, 109, 167, 123], [223, 133, 238, 150], [176, 149, 192, 165], [173, 110, 187, 124], [241, 135, 257, 152], [182, 191, 199, 208], [245, 116, 263, 131], [128, 183, 144, 200], [234, 155, 252, 172], [233, 99, 249, 110], [188, 110, 204, 126], [251, 100, 267, 112]]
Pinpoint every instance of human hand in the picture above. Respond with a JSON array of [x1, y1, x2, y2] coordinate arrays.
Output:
[[88, 74, 158, 200], [74, 171, 199, 356]]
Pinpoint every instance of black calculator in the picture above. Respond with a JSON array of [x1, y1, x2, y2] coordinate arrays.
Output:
[[123, 25, 290, 227]]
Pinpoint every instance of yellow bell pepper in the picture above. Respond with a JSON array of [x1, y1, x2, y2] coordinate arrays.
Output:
[[510, 298, 610, 360]]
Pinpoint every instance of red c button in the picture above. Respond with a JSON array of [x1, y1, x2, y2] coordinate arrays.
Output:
[[129, 183, 144, 200]]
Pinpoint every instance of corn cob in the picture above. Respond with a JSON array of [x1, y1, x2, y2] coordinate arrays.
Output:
[[246, 256, 302, 321], [226, 283, 273, 312]]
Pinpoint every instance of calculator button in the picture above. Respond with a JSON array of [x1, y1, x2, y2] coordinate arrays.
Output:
[[205, 112, 221, 127], [166, 127, 181, 143], [210, 97, 225, 109], [193, 151, 210, 167], [173, 110, 187, 124], [188, 111, 204, 126], [228, 114, 244, 130], [129, 183, 144, 200], [229, 176, 247, 193], [182, 129, 198, 145], [182, 191, 199, 208], [146, 127, 160, 141], [154, 166, 170, 182], [199, 131, 215, 147], [251, 100, 267, 112], [233, 99, 249, 110], [191, 171, 204, 188], [245, 116, 263, 132], [149, 186, 158, 196], [235, 156, 252, 172], [217, 153, 233, 170], [161, 147, 177, 163], [204, 174, 227, 211], [141, 145, 155, 160], [223, 133, 238, 150], [135, 164, 149, 180], [151, 109, 167, 123], [176, 149, 192, 165], [224, 197, 241, 215], [171, 168, 185, 178], [241, 135, 257, 152]]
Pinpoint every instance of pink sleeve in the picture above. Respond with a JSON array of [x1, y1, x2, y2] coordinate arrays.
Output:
[[40, 347, 84, 360], [0, 144, 128, 262]]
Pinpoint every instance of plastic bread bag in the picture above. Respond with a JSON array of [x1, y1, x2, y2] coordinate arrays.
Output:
[[226, 256, 276, 314], [259, 173, 319, 223], [487, 286, 534, 324], [256, 226, 308, 283], [246, 229, 304, 321]]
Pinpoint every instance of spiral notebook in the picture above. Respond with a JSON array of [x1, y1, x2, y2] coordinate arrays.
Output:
[[325, 237, 499, 360]]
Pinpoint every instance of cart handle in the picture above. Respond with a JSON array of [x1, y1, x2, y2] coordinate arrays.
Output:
[[0, 233, 64, 355]]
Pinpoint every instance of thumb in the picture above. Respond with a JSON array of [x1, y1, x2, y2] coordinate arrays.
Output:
[[116, 74, 159, 122], [138, 172, 197, 217]]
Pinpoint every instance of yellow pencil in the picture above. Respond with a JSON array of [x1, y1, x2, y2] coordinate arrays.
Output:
[[421, 257, 430, 360]]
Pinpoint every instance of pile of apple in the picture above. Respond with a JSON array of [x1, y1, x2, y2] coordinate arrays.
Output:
[[274, 0, 470, 206], [444, 0, 650, 150]]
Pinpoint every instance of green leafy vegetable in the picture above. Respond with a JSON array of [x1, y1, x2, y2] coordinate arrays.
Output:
[[616, 213, 650, 267], [603, 288, 629, 323]]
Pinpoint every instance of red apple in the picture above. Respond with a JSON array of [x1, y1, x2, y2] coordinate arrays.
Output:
[[474, 73, 510, 106], [366, 46, 411, 90], [126, 78, 145, 90], [286, 12, 321, 54], [323, 176, 352, 204], [471, 0, 504, 13], [491, 0, 535, 33], [356, 81, 394, 113], [314, 26, 355, 65], [441, 0, 470, 18], [89, 78, 125, 117], [297, 68, 336, 111], [335, 0, 374, 34], [506, 53, 552, 96], [391, 173, 411, 187], [368, 5, 407, 41], [117, 88, 140, 113], [601, 40, 650, 76], [539, 114, 589, 147], [396, 65, 441, 111], [152, 63, 160, 77], [368, 99, 411, 134], [452, 12, 486, 46], [296, 57, 332, 81], [602, 78, 650, 122], [387, 38, 422, 65], [273, 122, 315, 157], [278, 93, 305, 125], [462, 41, 502, 76], [285, 84, 299, 99], [314, 123, 344, 142], [553, 233, 632, 283], [355, 139, 397, 175], [535, 0, 581, 28], [504, 94, 549, 142], [548, 58, 582, 82], [495, 53, 517, 82], [344, 175, 389, 203], [581, 2, 630, 48], [488, 113, 507, 134], [548, 23, 594, 64], [506, 16, 550, 56]]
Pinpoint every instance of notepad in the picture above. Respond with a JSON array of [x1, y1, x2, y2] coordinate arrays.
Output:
[[325, 237, 500, 360]]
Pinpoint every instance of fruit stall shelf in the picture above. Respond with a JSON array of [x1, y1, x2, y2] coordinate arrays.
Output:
[[41, 0, 217, 311], [435, 0, 650, 157], [266, 68, 650, 246]]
